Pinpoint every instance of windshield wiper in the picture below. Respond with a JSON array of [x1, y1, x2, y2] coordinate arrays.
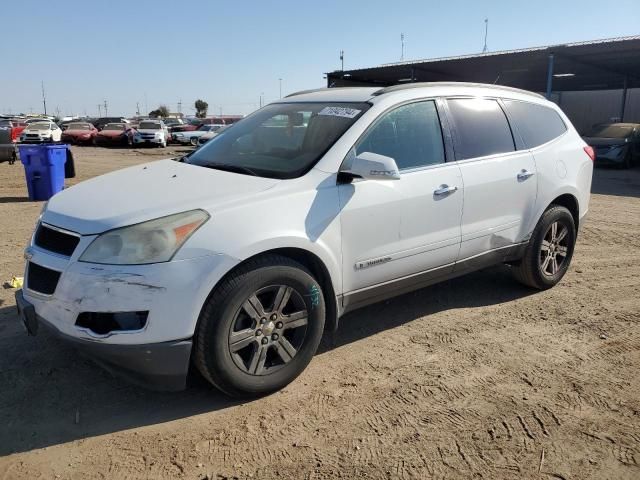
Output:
[[203, 163, 258, 176]]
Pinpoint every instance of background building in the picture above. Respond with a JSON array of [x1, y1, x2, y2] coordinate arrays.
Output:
[[326, 36, 640, 133]]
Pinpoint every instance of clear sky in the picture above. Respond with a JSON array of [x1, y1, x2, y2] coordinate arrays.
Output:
[[1, 0, 638, 117]]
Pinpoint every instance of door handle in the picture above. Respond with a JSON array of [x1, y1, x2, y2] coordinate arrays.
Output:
[[433, 184, 458, 196], [517, 169, 535, 181]]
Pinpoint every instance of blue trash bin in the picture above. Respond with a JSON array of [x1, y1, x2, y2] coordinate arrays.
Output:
[[18, 144, 68, 201]]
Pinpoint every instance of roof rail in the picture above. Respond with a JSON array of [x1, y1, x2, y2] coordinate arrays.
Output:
[[372, 82, 545, 99], [284, 86, 361, 98]]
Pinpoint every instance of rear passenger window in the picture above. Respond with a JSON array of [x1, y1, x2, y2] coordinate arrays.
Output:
[[355, 100, 445, 170], [447, 98, 515, 160], [503, 100, 567, 148]]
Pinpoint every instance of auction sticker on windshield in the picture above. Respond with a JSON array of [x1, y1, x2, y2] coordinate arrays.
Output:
[[318, 106, 361, 119]]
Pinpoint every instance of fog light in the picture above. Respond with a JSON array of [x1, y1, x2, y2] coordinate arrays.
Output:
[[75, 311, 148, 335]]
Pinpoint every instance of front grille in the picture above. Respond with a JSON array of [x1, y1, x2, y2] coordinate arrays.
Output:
[[27, 262, 61, 295], [34, 223, 80, 256]]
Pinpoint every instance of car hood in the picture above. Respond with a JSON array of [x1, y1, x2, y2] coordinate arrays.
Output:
[[137, 128, 162, 134], [98, 130, 126, 137], [24, 128, 51, 134], [42, 159, 279, 235], [583, 137, 628, 147], [64, 129, 93, 135]]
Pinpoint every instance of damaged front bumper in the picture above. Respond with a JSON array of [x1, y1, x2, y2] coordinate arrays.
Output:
[[16, 289, 192, 390], [19, 239, 240, 390]]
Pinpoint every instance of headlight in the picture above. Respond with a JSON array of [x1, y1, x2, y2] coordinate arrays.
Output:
[[79, 210, 209, 265]]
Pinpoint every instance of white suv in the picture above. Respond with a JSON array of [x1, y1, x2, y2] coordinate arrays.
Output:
[[16, 83, 593, 396], [133, 120, 169, 147]]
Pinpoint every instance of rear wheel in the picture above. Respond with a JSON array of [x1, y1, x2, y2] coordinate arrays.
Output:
[[194, 255, 325, 397], [190, 137, 199, 146], [512, 205, 576, 290]]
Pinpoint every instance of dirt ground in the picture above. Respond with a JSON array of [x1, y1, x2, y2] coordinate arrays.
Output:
[[0, 146, 638, 480]]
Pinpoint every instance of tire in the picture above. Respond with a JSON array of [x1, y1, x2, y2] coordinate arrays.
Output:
[[623, 150, 632, 169], [194, 255, 325, 397], [511, 205, 576, 290], [190, 137, 198, 146]]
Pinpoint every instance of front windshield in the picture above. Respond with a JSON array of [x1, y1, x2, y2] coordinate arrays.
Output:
[[186, 102, 370, 179], [139, 122, 161, 130], [585, 124, 634, 138], [30, 123, 51, 130], [68, 123, 91, 130], [103, 124, 125, 131]]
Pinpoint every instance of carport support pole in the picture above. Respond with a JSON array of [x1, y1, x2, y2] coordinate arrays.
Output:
[[545, 54, 554, 99], [620, 76, 628, 122]]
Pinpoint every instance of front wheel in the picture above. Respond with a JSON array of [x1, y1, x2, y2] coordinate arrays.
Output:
[[511, 205, 576, 290], [193, 255, 325, 397]]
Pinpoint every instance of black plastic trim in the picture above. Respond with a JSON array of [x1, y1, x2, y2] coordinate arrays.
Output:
[[15, 290, 191, 391]]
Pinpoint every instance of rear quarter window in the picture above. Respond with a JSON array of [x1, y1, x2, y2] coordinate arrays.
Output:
[[447, 98, 515, 160], [503, 100, 567, 148]]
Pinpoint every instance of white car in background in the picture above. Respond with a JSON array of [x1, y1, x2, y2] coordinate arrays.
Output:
[[19, 121, 62, 143], [17, 83, 593, 397], [173, 124, 224, 146], [197, 125, 229, 146], [133, 120, 169, 147]]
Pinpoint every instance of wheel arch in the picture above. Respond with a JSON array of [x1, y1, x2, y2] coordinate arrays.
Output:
[[549, 193, 580, 230], [202, 247, 340, 333]]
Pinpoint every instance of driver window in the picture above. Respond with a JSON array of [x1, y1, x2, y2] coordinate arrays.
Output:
[[355, 100, 445, 170]]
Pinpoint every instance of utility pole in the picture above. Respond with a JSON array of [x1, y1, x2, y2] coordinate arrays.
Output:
[[103, 100, 108, 116], [340, 50, 344, 71], [400, 33, 405, 61], [279, 78, 282, 98], [41, 81, 47, 115], [98, 104, 102, 117], [219, 106, 222, 116], [259, 92, 264, 108], [136, 102, 140, 116], [482, 18, 489, 53], [177, 99, 182, 114]]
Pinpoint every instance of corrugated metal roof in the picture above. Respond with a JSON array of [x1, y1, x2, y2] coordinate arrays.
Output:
[[376, 35, 640, 69]]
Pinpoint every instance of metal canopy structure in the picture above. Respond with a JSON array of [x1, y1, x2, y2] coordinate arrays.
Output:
[[326, 36, 640, 96]]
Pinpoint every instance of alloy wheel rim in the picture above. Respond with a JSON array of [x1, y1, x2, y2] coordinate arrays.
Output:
[[539, 221, 569, 276], [228, 285, 309, 376]]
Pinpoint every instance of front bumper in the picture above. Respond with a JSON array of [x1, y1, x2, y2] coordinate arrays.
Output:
[[134, 137, 164, 145], [16, 289, 192, 390]]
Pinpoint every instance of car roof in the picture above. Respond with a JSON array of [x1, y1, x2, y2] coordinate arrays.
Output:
[[279, 82, 546, 105]]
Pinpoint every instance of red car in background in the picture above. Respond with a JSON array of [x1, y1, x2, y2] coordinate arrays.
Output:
[[94, 123, 135, 147], [0, 119, 26, 142], [61, 122, 98, 145]]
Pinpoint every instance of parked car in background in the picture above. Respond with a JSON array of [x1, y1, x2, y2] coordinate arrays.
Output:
[[8, 119, 27, 142], [197, 125, 229, 146], [93, 117, 130, 131], [94, 123, 135, 147], [133, 120, 169, 147], [19, 121, 62, 143], [163, 118, 184, 129], [61, 122, 98, 145], [582, 123, 640, 168], [169, 118, 201, 133], [172, 124, 224, 146]]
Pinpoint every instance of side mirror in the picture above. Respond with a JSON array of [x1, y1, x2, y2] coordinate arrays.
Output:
[[342, 151, 400, 181]]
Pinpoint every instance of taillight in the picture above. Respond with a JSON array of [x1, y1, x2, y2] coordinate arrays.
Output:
[[584, 145, 596, 162]]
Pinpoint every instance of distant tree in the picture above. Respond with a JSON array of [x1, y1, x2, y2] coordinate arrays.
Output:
[[149, 105, 170, 118], [195, 99, 208, 118]]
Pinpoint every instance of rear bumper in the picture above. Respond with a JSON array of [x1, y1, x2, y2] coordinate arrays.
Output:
[[15, 289, 192, 391]]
